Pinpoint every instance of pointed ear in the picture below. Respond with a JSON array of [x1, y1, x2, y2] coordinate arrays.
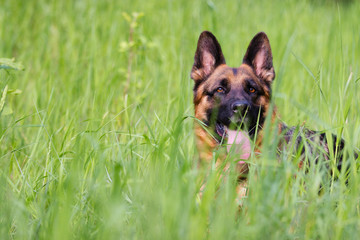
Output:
[[243, 32, 275, 84], [191, 31, 226, 82]]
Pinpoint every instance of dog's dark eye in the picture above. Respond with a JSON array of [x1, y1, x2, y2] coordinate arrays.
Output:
[[216, 87, 225, 93], [249, 87, 256, 93]]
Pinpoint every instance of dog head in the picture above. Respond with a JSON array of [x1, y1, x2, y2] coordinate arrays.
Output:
[[191, 31, 275, 141]]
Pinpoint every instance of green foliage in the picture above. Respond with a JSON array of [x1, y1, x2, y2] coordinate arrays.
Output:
[[0, 58, 24, 71], [119, 12, 157, 104], [0, 58, 23, 117], [0, 0, 360, 239]]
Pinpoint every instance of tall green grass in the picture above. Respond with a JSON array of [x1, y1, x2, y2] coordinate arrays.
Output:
[[1, 0, 359, 239]]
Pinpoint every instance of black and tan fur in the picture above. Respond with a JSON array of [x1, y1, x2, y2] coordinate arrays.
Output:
[[191, 31, 276, 163], [191, 31, 356, 182]]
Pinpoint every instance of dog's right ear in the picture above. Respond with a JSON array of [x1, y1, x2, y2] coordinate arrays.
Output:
[[242, 32, 275, 85], [191, 31, 226, 82]]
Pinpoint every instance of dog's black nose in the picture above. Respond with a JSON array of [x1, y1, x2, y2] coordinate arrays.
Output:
[[231, 101, 248, 113]]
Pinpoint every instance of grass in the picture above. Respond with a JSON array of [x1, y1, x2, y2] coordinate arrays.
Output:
[[1, 0, 360, 239]]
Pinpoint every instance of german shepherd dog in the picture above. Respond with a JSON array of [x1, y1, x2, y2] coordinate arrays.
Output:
[[191, 31, 356, 196]]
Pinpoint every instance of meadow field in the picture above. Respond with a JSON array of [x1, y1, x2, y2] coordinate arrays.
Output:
[[1, 0, 360, 239]]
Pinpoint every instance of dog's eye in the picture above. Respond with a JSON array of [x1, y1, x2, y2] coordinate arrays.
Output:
[[216, 87, 225, 93], [249, 87, 256, 93]]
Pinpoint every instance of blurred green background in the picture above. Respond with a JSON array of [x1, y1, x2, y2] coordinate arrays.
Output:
[[1, 0, 359, 239]]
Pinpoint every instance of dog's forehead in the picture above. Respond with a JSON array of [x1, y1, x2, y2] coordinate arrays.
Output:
[[206, 64, 260, 87], [236, 64, 263, 84]]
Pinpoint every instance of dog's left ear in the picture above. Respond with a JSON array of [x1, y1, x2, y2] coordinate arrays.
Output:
[[191, 31, 226, 82], [243, 32, 275, 84]]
